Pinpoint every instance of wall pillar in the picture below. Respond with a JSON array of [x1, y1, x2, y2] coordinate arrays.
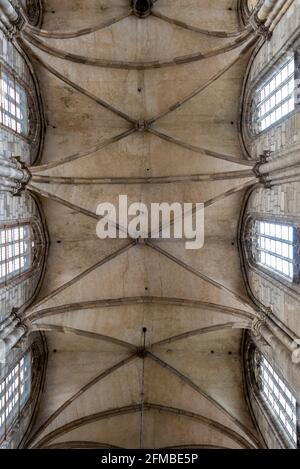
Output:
[[257, 0, 290, 24], [0, 0, 19, 22], [252, 316, 300, 392], [0, 310, 27, 363], [0, 156, 31, 195], [250, 0, 293, 37], [254, 148, 300, 187], [260, 152, 300, 174], [0, 0, 25, 36]]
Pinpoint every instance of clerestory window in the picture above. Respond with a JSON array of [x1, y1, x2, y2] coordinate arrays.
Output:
[[255, 351, 298, 447], [253, 220, 298, 282], [0, 66, 28, 136], [0, 352, 31, 441], [0, 223, 33, 286], [255, 57, 295, 133]]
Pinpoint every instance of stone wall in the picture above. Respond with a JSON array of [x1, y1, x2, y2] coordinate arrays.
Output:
[[241, 0, 300, 448], [0, 25, 46, 324], [241, 0, 300, 334], [0, 16, 47, 450], [0, 28, 44, 165], [0, 191, 45, 324], [242, 0, 300, 159], [244, 183, 300, 345]]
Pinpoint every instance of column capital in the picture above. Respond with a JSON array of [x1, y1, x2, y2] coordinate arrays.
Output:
[[0, 0, 26, 38], [251, 318, 269, 346], [253, 150, 273, 187], [249, 14, 272, 40], [258, 306, 273, 320], [0, 156, 31, 196]]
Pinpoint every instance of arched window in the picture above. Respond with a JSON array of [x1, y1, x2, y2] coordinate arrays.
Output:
[[254, 349, 298, 447], [0, 65, 28, 137], [0, 223, 34, 286], [248, 219, 299, 283], [252, 56, 295, 133], [0, 351, 31, 442], [254, 220, 297, 280]]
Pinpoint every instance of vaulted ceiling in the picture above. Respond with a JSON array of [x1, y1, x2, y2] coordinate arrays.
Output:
[[22, 0, 263, 449]]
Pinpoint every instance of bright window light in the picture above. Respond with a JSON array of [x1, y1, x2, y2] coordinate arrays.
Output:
[[259, 355, 297, 446], [0, 353, 31, 439], [0, 224, 32, 285], [0, 67, 28, 136], [255, 221, 296, 281], [257, 58, 295, 132]]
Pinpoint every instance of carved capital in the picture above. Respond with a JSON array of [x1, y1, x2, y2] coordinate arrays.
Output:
[[257, 306, 272, 322], [259, 174, 272, 188], [0, 156, 31, 195], [251, 318, 269, 346], [11, 156, 31, 184], [253, 150, 273, 187], [249, 14, 272, 40], [0, 0, 26, 38]]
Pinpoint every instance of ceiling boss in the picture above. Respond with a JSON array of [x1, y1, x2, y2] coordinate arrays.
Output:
[[131, 0, 153, 18]]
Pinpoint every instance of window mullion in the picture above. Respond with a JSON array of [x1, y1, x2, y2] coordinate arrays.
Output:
[[260, 93, 294, 119], [0, 352, 31, 445], [262, 373, 295, 429], [261, 234, 293, 245], [259, 355, 298, 446], [259, 247, 293, 263]]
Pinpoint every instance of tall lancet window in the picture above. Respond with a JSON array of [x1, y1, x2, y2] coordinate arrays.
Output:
[[0, 223, 33, 286], [0, 352, 31, 441], [0, 66, 28, 136], [253, 221, 298, 282], [254, 56, 295, 133], [254, 351, 298, 447]]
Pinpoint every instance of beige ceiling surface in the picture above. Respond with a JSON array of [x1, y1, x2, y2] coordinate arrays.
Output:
[[24, 0, 261, 449]]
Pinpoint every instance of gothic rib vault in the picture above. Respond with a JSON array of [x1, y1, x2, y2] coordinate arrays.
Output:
[[18, 0, 270, 449]]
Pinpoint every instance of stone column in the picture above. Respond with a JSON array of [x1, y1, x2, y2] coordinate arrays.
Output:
[[0, 0, 19, 22], [0, 0, 25, 36], [0, 327, 27, 362], [252, 316, 300, 391], [265, 0, 294, 32], [266, 166, 300, 182], [257, 0, 290, 24], [251, 0, 292, 37], [0, 156, 31, 195], [0, 310, 18, 333], [260, 153, 300, 175], [254, 148, 300, 186], [0, 310, 27, 363]]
